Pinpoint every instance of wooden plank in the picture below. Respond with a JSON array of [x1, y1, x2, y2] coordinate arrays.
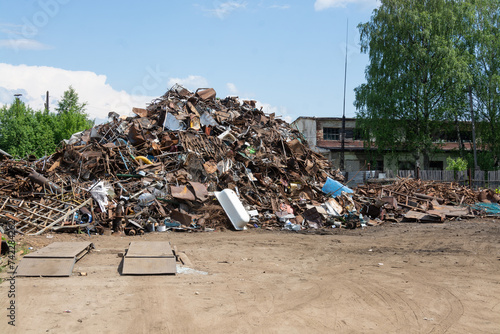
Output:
[[24, 242, 93, 258], [16, 258, 76, 277], [0, 197, 9, 210], [3, 212, 20, 222], [125, 241, 174, 258], [1, 213, 42, 230], [34, 198, 92, 235], [0, 196, 91, 235], [18, 206, 54, 222], [122, 257, 176, 275]]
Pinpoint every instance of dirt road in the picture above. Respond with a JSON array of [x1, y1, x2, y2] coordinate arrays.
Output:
[[1, 219, 499, 333]]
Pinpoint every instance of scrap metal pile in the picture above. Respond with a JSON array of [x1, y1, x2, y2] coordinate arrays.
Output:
[[0, 85, 347, 235], [355, 178, 494, 223], [0, 85, 497, 235]]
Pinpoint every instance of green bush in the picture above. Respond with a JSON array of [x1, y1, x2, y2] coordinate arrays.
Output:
[[446, 157, 468, 172]]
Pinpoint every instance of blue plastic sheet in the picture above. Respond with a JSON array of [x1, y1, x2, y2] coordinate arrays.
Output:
[[472, 203, 500, 215], [322, 177, 353, 197]]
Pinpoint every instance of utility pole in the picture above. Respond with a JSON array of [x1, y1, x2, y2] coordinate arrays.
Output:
[[44, 91, 49, 112], [469, 87, 478, 170], [13, 94, 22, 117], [340, 19, 348, 172], [14, 94, 22, 110]]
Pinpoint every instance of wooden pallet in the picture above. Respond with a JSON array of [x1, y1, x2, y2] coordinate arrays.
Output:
[[0, 196, 91, 235]]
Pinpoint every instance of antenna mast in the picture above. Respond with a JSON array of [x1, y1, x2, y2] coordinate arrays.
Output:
[[341, 19, 348, 172]]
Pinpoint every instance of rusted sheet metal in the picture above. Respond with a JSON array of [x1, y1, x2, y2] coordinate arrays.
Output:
[[122, 241, 176, 275], [170, 210, 193, 225], [16, 242, 93, 277], [170, 185, 196, 201], [127, 123, 145, 145], [195, 88, 216, 100], [81, 151, 103, 159], [403, 210, 445, 223], [132, 107, 148, 118], [428, 205, 472, 218], [189, 182, 208, 201], [28, 171, 63, 194]]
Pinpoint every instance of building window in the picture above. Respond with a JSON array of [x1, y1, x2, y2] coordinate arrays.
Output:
[[323, 127, 339, 140], [429, 161, 443, 170], [399, 161, 415, 170]]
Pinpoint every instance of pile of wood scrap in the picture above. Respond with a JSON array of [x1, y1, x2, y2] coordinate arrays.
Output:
[[355, 178, 479, 223], [357, 178, 478, 205]]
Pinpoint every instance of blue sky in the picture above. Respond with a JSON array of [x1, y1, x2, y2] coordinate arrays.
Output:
[[0, 0, 379, 123]]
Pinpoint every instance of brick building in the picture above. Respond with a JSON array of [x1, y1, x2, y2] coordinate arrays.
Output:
[[292, 116, 470, 177]]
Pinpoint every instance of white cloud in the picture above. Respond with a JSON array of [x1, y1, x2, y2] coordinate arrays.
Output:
[[167, 75, 209, 91], [314, 0, 379, 10], [204, 1, 247, 19], [0, 63, 292, 127], [226, 82, 239, 95], [0, 63, 156, 121], [0, 39, 51, 50]]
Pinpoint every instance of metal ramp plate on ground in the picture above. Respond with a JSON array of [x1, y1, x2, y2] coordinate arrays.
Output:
[[122, 241, 176, 275], [16, 242, 94, 277]]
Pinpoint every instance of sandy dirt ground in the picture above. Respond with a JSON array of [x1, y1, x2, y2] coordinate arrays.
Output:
[[1, 219, 499, 334]]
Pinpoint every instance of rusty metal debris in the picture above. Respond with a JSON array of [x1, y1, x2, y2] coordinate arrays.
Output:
[[0, 85, 495, 235], [355, 177, 481, 224], [0, 85, 344, 234]]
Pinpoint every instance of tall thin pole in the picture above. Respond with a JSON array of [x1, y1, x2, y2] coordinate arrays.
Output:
[[469, 86, 478, 170], [13, 94, 22, 117], [45, 91, 49, 112], [341, 19, 348, 172]]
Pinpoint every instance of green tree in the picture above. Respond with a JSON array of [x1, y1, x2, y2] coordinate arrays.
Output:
[[354, 0, 470, 169], [446, 156, 468, 181], [54, 86, 94, 143], [467, 0, 500, 167], [0, 86, 94, 158], [0, 99, 57, 158]]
